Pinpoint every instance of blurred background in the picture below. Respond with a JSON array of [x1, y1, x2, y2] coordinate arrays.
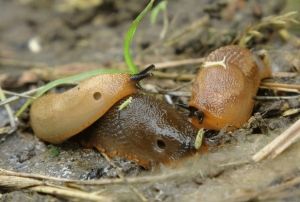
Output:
[[0, 0, 299, 72]]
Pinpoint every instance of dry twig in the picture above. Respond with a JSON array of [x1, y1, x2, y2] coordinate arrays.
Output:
[[254, 95, 300, 100], [238, 11, 299, 47], [259, 86, 299, 93], [0, 88, 40, 107], [0, 168, 187, 186], [260, 82, 300, 90], [272, 72, 298, 78], [0, 175, 111, 202], [153, 71, 194, 80], [2, 90, 36, 99], [0, 58, 46, 69], [282, 108, 300, 117], [0, 86, 16, 134], [152, 57, 204, 69], [252, 119, 300, 162]]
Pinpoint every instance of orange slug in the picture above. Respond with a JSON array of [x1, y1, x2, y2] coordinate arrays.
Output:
[[189, 45, 272, 130], [30, 73, 137, 144]]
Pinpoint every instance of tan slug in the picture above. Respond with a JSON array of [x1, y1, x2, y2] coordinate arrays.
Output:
[[189, 45, 272, 130]]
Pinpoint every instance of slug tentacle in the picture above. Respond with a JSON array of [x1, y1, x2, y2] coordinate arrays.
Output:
[[130, 64, 155, 81]]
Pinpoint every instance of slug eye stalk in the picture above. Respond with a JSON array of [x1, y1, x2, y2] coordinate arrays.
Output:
[[191, 110, 205, 123], [177, 104, 204, 122], [177, 104, 204, 123], [130, 64, 155, 81]]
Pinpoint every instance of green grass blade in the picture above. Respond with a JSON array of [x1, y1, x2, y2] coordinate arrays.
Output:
[[15, 68, 127, 117], [124, 0, 155, 74], [150, 0, 167, 24]]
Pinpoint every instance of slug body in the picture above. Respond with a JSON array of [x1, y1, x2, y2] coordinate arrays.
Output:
[[80, 94, 197, 168], [30, 74, 137, 144], [189, 45, 271, 130]]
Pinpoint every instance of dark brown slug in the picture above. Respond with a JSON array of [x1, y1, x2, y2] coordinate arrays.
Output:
[[80, 94, 197, 168]]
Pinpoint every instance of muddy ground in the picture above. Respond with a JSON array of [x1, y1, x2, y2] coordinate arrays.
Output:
[[0, 0, 300, 201]]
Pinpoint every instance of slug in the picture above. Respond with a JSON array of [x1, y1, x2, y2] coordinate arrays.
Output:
[[30, 66, 198, 167], [80, 94, 197, 168], [30, 73, 137, 144], [189, 45, 272, 130]]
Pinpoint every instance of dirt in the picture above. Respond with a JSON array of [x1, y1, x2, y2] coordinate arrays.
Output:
[[0, 0, 300, 201]]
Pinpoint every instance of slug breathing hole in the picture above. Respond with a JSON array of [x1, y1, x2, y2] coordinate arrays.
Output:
[[93, 92, 102, 100], [156, 139, 166, 150]]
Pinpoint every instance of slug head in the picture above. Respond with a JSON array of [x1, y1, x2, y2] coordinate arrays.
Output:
[[80, 94, 198, 168]]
